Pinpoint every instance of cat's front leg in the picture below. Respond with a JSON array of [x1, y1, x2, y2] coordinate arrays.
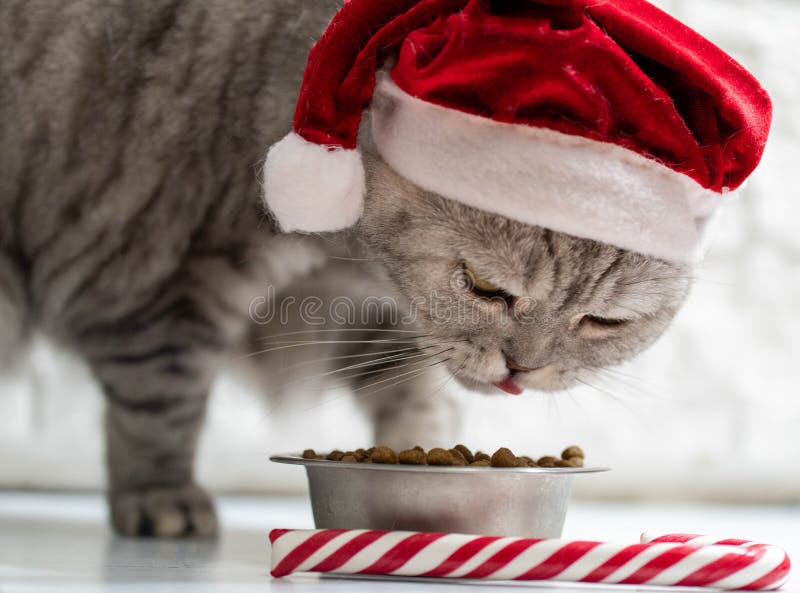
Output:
[[102, 386, 217, 538], [76, 280, 243, 538], [92, 348, 219, 537]]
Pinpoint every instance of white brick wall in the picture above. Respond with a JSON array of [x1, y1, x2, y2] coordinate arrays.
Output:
[[0, 0, 798, 500]]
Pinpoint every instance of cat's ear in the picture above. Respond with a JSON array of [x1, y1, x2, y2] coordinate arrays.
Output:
[[263, 133, 364, 233]]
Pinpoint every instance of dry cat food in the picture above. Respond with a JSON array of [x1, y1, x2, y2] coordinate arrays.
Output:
[[301, 444, 585, 468]]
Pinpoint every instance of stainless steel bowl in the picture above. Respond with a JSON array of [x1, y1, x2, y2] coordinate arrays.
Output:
[[271, 454, 609, 538]]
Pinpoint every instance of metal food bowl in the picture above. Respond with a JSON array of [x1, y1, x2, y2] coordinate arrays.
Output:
[[271, 454, 609, 538]]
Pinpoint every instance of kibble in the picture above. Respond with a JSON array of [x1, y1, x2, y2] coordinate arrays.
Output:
[[490, 447, 518, 468], [371, 446, 398, 464], [453, 444, 475, 463], [398, 448, 427, 465], [326, 450, 345, 461], [562, 446, 585, 460], [427, 448, 455, 466], [448, 448, 469, 466], [302, 444, 587, 469]]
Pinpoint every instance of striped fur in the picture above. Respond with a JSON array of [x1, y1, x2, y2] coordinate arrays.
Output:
[[0, 0, 691, 538], [0, 0, 339, 537]]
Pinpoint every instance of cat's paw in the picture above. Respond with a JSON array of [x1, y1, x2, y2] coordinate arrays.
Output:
[[109, 484, 218, 538]]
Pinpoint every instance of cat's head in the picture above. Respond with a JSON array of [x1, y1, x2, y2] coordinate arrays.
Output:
[[357, 154, 691, 395]]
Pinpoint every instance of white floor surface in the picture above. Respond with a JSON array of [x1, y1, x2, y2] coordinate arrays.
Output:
[[0, 492, 797, 593]]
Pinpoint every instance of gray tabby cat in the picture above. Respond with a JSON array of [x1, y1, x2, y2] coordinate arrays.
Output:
[[0, 0, 690, 537]]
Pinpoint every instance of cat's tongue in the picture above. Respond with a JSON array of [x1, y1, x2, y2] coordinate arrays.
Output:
[[493, 376, 523, 396]]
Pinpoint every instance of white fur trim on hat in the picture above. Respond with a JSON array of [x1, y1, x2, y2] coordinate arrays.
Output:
[[263, 132, 365, 233], [371, 73, 725, 263]]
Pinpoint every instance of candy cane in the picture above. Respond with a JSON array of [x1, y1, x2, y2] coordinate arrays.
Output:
[[270, 529, 790, 590]]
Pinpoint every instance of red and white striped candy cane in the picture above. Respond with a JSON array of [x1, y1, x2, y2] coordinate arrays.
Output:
[[270, 529, 791, 590], [640, 533, 791, 590]]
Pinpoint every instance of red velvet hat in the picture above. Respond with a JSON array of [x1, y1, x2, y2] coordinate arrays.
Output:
[[263, 0, 772, 262]]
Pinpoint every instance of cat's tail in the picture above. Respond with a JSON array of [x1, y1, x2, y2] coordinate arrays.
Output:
[[0, 255, 29, 369]]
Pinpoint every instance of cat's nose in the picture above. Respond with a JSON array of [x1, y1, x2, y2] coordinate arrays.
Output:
[[504, 353, 542, 374]]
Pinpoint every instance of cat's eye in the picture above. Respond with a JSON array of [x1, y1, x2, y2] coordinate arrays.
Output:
[[583, 315, 628, 327], [575, 314, 630, 337], [462, 262, 513, 302]]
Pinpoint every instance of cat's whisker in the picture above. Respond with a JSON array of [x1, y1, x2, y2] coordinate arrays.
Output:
[[254, 328, 428, 342], [591, 370, 648, 399], [422, 349, 471, 401], [583, 367, 666, 403], [263, 337, 467, 376], [295, 354, 453, 413], [265, 345, 424, 374], [563, 389, 585, 414], [239, 338, 430, 360], [254, 336, 459, 349], [253, 334, 433, 348], [352, 358, 452, 401], [264, 348, 454, 414], [253, 333, 437, 348], [283, 347, 455, 387], [576, 376, 677, 431], [303, 369, 434, 411], [586, 373, 645, 403], [360, 366, 444, 399], [561, 386, 601, 422], [352, 355, 452, 396], [241, 336, 468, 360], [326, 255, 381, 262], [595, 367, 662, 390], [253, 338, 425, 347], [575, 378, 638, 416], [686, 275, 735, 287], [326, 347, 453, 376], [547, 391, 563, 422], [323, 361, 419, 384], [594, 368, 686, 405]]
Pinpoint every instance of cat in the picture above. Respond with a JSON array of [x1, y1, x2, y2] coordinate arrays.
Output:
[[0, 0, 690, 537]]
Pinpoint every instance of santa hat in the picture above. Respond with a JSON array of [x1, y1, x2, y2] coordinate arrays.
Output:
[[263, 0, 772, 262]]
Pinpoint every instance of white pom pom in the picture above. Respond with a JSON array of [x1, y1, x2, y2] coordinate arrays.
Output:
[[263, 132, 365, 233]]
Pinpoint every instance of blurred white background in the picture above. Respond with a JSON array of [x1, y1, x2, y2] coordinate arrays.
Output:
[[1, 0, 798, 502]]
